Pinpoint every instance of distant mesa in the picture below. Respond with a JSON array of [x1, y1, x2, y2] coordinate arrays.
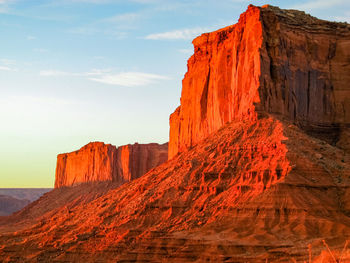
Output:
[[0, 189, 51, 216], [169, 4, 350, 159], [55, 141, 168, 188], [0, 195, 30, 216]]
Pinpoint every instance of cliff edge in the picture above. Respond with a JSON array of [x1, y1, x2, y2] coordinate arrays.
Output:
[[169, 5, 350, 159], [55, 142, 168, 188]]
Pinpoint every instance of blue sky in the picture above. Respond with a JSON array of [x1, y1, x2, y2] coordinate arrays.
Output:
[[1, 0, 349, 187]]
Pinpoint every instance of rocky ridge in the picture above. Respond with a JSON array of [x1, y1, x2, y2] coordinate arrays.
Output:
[[169, 4, 350, 159], [0, 5, 350, 262], [0, 117, 349, 262]]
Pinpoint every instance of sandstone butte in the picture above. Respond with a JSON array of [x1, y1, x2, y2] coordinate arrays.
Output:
[[55, 142, 168, 188], [169, 4, 350, 159], [0, 5, 350, 263]]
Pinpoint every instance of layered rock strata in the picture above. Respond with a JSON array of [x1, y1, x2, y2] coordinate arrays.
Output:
[[55, 142, 168, 188], [169, 5, 350, 159], [2, 118, 350, 262]]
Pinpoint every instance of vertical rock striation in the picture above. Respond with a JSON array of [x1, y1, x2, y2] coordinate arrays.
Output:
[[55, 142, 168, 188], [169, 5, 350, 159], [115, 143, 169, 182], [169, 6, 263, 158], [259, 6, 350, 144]]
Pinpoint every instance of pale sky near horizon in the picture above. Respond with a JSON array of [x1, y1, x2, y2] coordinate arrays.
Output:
[[1, 0, 349, 188]]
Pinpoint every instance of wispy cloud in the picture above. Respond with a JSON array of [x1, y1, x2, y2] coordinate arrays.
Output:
[[34, 48, 49, 53], [102, 12, 140, 23], [69, 9, 143, 37], [145, 26, 211, 40], [40, 69, 169, 87], [27, 35, 36, 40], [85, 68, 112, 76], [39, 70, 77, 77], [0, 66, 17, 71], [89, 72, 169, 87], [0, 57, 17, 71], [0, 58, 16, 65], [69, 26, 128, 39], [0, 0, 14, 13], [39, 68, 111, 77]]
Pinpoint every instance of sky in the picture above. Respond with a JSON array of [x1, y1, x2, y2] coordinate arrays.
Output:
[[1, 0, 349, 188]]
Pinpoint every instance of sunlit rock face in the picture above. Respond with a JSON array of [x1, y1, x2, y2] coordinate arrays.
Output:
[[169, 5, 350, 159], [1, 6, 350, 262], [55, 142, 168, 188], [115, 143, 169, 182]]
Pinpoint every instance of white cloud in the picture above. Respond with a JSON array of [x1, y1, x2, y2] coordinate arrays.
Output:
[[0, 66, 16, 71], [89, 72, 169, 87], [39, 70, 75, 76], [40, 69, 169, 87], [69, 26, 127, 38], [145, 26, 211, 40], [69, 11, 142, 37], [0, 0, 12, 13], [85, 68, 112, 76], [103, 12, 140, 23], [0, 58, 16, 65]]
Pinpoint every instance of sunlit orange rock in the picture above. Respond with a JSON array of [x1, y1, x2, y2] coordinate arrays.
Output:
[[1, 5, 350, 262], [2, 117, 350, 262], [55, 142, 168, 188], [115, 143, 169, 182], [169, 5, 350, 159]]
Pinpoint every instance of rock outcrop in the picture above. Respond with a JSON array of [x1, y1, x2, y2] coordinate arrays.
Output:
[[2, 118, 350, 262], [169, 5, 350, 159], [1, 5, 350, 263], [55, 142, 168, 188]]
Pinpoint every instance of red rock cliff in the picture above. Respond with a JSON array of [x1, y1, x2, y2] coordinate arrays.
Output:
[[55, 142, 168, 188], [169, 5, 350, 159], [115, 143, 169, 182]]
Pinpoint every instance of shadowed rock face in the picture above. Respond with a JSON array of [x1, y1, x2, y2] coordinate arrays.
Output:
[[169, 5, 350, 159], [55, 142, 168, 188], [259, 6, 350, 144], [115, 143, 169, 182]]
